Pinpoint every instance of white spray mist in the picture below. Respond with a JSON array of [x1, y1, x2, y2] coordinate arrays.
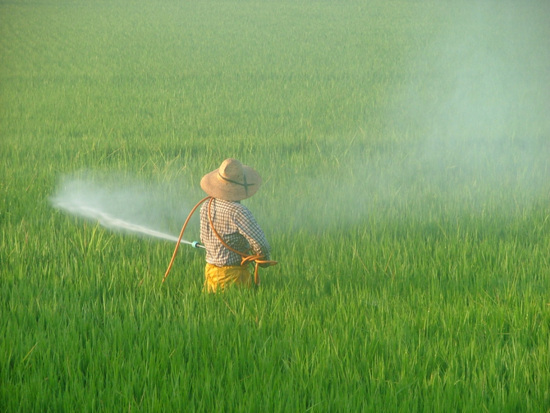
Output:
[[50, 170, 202, 246], [370, 2, 550, 218], [286, 2, 550, 230]]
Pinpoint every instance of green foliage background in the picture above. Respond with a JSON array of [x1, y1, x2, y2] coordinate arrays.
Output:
[[1, 1, 549, 411]]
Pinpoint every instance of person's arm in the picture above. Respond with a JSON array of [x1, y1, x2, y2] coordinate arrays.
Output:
[[234, 207, 270, 260]]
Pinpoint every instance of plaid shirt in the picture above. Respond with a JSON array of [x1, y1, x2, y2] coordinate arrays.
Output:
[[200, 198, 270, 266]]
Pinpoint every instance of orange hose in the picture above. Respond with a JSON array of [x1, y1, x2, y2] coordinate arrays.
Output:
[[162, 196, 210, 283]]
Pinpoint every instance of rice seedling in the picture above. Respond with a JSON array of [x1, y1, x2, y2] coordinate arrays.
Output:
[[1, 0, 549, 411]]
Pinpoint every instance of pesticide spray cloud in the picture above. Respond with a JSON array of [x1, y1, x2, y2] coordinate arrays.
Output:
[[51, 171, 201, 246], [283, 2, 550, 230], [362, 2, 550, 219]]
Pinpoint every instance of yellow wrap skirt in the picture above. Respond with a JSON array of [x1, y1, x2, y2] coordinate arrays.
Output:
[[204, 263, 252, 293]]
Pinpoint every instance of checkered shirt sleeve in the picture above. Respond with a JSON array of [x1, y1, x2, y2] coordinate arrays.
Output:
[[200, 198, 271, 266]]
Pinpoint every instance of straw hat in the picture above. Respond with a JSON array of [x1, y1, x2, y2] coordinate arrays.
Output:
[[200, 158, 262, 201]]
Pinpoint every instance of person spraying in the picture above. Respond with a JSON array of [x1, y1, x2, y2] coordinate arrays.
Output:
[[162, 158, 276, 290], [198, 158, 273, 292]]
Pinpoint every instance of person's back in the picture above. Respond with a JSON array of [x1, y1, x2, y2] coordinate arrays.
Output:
[[199, 159, 272, 292], [200, 198, 270, 267]]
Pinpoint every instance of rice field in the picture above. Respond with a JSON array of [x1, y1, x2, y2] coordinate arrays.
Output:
[[1, 1, 549, 411]]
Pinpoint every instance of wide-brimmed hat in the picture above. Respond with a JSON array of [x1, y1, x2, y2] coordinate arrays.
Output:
[[200, 158, 262, 201]]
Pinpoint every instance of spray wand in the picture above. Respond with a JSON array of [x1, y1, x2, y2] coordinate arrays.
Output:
[[182, 240, 205, 249]]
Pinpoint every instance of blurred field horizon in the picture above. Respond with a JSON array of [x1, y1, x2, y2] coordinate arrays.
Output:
[[1, 1, 549, 411]]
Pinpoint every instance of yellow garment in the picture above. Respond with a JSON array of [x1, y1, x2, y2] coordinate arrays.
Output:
[[204, 263, 252, 293]]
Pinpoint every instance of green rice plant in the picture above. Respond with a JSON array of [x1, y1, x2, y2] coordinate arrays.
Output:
[[1, 0, 550, 412]]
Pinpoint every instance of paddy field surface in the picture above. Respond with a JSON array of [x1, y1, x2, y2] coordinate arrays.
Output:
[[1, 1, 549, 411]]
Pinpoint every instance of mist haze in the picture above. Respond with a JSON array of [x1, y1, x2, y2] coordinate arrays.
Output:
[[345, 2, 547, 225], [269, 2, 550, 234], [50, 171, 197, 241]]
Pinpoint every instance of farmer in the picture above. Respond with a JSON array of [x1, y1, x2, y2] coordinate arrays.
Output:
[[199, 158, 272, 293]]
